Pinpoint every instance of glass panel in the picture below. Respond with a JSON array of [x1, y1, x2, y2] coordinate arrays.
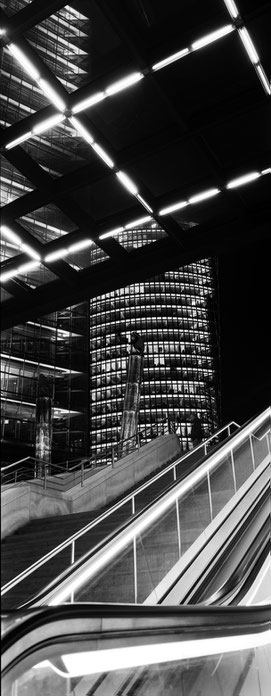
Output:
[[209, 453, 235, 518], [251, 433, 269, 468], [178, 475, 211, 555], [5, 641, 270, 696], [233, 438, 254, 489], [74, 543, 135, 603], [137, 504, 179, 603]]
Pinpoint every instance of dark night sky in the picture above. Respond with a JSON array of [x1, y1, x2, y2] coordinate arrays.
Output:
[[218, 237, 271, 427]]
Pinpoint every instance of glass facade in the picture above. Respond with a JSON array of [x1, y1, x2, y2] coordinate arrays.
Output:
[[0, 2, 220, 463], [90, 226, 220, 454], [0, 1, 91, 463]]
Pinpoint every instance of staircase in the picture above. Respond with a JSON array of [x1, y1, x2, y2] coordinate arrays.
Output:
[[1, 456, 193, 609]]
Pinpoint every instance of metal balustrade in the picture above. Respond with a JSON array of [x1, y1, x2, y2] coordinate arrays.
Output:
[[20, 408, 270, 608], [1, 419, 175, 487], [1, 421, 238, 601]]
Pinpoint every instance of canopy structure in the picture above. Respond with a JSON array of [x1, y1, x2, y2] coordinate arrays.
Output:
[[0, 0, 270, 329]]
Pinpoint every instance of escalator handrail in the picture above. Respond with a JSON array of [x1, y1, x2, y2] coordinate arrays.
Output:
[[1, 420, 238, 596]]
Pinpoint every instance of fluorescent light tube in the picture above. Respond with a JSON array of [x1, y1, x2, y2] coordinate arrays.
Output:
[[223, 0, 239, 19], [189, 188, 220, 204], [8, 44, 40, 81], [125, 216, 151, 229], [69, 117, 94, 145], [192, 24, 234, 51], [45, 249, 69, 262], [159, 200, 188, 216], [136, 195, 153, 213], [0, 28, 6, 36], [92, 143, 114, 168], [68, 239, 93, 252], [33, 114, 64, 135], [0, 269, 19, 282], [17, 261, 40, 274], [58, 631, 271, 677], [72, 91, 105, 114], [238, 28, 259, 64], [255, 65, 271, 95], [21, 244, 40, 260], [116, 171, 138, 195], [100, 227, 124, 240], [261, 167, 271, 175], [152, 48, 189, 72], [106, 72, 143, 96], [5, 131, 32, 149], [226, 171, 260, 188], [0, 225, 21, 245], [39, 79, 66, 111]]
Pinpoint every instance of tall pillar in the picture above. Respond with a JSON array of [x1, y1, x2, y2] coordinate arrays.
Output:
[[119, 332, 144, 456], [35, 375, 53, 470]]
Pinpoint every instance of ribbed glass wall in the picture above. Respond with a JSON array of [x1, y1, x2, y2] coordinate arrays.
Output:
[[0, 2, 90, 463], [90, 226, 220, 454]]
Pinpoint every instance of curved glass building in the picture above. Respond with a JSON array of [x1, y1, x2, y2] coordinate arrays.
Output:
[[90, 225, 220, 454]]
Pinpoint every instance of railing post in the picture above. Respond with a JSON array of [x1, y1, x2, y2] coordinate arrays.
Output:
[[207, 470, 213, 521], [44, 466, 47, 490], [34, 460, 37, 479], [70, 540, 75, 565], [111, 446, 115, 467], [230, 449, 237, 494], [133, 534, 138, 604], [14, 470, 17, 483], [132, 496, 135, 515], [204, 442, 207, 456], [250, 434, 256, 471], [227, 424, 230, 438], [81, 463, 84, 487], [66, 460, 69, 471], [173, 465, 177, 482], [137, 433, 140, 452]]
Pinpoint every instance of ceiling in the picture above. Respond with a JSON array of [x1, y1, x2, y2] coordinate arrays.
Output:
[[0, 0, 270, 329]]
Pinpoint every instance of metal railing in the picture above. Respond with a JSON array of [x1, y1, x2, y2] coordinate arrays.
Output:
[[1, 420, 174, 487], [28, 411, 271, 608], [1, 420, 239, 600]]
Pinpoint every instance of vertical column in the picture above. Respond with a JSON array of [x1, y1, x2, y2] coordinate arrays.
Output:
[[35, 375, 53, 471]]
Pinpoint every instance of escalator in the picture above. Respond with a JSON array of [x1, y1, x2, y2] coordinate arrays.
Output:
[[19, 407, 270, 609], [2, 604, 270, 695]]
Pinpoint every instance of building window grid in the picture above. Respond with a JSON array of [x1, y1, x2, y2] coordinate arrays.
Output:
[[90, 229, 219, 452]]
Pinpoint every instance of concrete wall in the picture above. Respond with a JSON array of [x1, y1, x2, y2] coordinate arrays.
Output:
[[1, 433, 181, 538]]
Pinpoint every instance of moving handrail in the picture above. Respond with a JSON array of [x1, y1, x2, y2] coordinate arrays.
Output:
[[25, 409, 270, 608], [1, 421, 238, 598]]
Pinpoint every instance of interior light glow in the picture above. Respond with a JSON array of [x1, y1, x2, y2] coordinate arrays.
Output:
[[57, 630, 271, 678], [125, 216, 152, 229], [92, 143, 114, 168], [222, 0, 239, 19], [45, 248, 69, 262], [72, 91, 105, 114], [69, 116, 94, 144], [226, 171, 260, 188], [0, 28, 6, 35], [17, 261, 40, 274], [192, 24, 234, 51], [106, 72, 143, 96], [39, 79, 66, 111], [238, 27, 259, 64], [33, 114, 64, 134], [261, 167, 271, 175], [5, 131, 32, 149], [189, 188, 220, 204], [136, 195, 153, 213], [99, 227, 124, 240], [255, 65, 271, 95], [68, 239, 93, 252], [152, 48, 189, 72], [1, 352, 80, 373], [21, 244, 40, 260], [8, 44, 40, 81], [116, 171, 138, 195], [0, 225, 21, 245], [0, 269, 19, 283], [159, 200, 188, 216]]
